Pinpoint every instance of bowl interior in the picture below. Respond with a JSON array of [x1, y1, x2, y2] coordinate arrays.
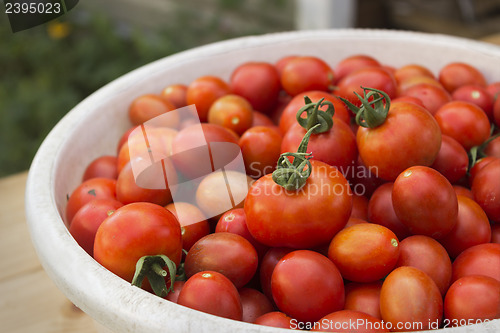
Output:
[[26, 29, 500, 333]]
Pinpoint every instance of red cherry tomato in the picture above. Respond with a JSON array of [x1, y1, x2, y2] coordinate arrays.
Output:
[[400, 83, 451, 115], [66, 177, 117, 225], [128, 94, 178, 126], [279, 91, 350, 135], [430, 135, 469, 184], [160, 83, 188, 108], [350, 193, 369, 220], [69, 198, 123, 256], [434, 101, 491, 150], [468, 156, 498, 187], [394, 63, 435, 85], [484, 136, 500, 159], [451, 243, 500, 283], [93, 202, 182, 283], [356, 101, 442, 181], [239, 287, 274, 323], [164, 280, 185, 303], [337, 67, 397, 105], [444, 275, 500, 325], [438, 62, 487, 93], [328, 223, 400, 283], [177, 271, 242, 320], [367, 182, 410, 240], [396, 235, 452, 296], [230, 62, 281, 113], [271, 250, 344, 322], [207, 94, 254, 136], [254, 311, 295, 329], [251, 111, 275, 128], [245, 160, 352, 248], [380, 266, 443, 332], [82, 155, 118, 181], [186, 75, 231, 122], [334, 54, 381, 82], [452, 84, 494, 119], [471, 158, 500, 223], [439, 195, 491, 258], [165, 202, 209, 252], [392, 166, 458, 239], [280, 56, 334, 96], [453, 185, 474, 199], [239, 126, 282, 178], [398, 75, 443, 94], [184, 232, 258, 288], [259, 247, 294, 302], [344, 281, 383, 319], [311, 310, 389, 332]]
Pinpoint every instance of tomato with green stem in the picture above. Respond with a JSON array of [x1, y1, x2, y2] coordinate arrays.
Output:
[[245, 125, 352, 248], [340, 87, 442, 181]]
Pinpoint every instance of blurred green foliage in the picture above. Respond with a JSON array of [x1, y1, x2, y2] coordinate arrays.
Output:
[[0, 2, 292, 177]]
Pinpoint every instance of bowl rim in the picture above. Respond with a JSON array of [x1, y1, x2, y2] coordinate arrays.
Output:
[[25, 28, 500, 333]]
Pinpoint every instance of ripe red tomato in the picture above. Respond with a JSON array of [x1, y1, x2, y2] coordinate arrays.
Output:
[[392, 166, 458, 239], [394, 64, 435, 85], [439, 195, 491, 258], [186, 75, 231, 122], [239, 126, 282, 178], [160, 83, 188, 108], [328, 223, 400, 283], [396, 235, 452, 296], [468, 156, 498, 187], [397, 75, 443, 94], [184, 232, 258, 288], [400, 83, 451, 115], [350, 193, 369, 220], [451, 243, 500, 283], [230, 62, 281, 113], [430, 134, 469, 184], [380, 266, 443, 332], [344, 281, 383, 319], [238, 287, 274, 323], [66, 177, 117, 225], [494, 96, 500, 127], [177, 271, 242, 320], [337, 67, 397, 105], [69, 198, 123, 256], [434, 101, 490, 150], [444, 275, 500, 325], [367, 183, 410, 240], [254, 311, 295, 329], [453, 185, 474, 199], [245, 160, 352, 248], [334, 54, 381, 82], [207, 94, 254, 136], [128, 94, 178, 126], [271, 250, 344, 322], [472, 158, 500, 223], [311, 310, 389, 332], [259, 247, 294, 302], [165, 202, 209, 252], [82, 155, 118, 181], [280, 56, 334, 96], [93, 202, 182, 284], [356, 101, 442, 181], [281, 120, 357, 174], [278, 91, 350, 135], [251, 111, 275, 128], [452, 84, 494, 119], [438, 62, 487, 93], [491, 224, 500, 243], [164, 280, 185, 303], [484, 136, 500, 159]]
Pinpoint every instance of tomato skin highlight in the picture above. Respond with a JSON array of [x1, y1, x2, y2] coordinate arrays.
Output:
[[328, 223, 400, 283], [356, 101, 442, 181], [271, 250, 345, 323], [244, 160, 352, 248], [380, 266, 443, 332]]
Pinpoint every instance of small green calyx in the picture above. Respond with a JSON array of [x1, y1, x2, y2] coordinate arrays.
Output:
[[272, 124, 319, 191], [468, 124, 499, 171], [296, 96, 335, 134], [338, 86, 391, 129], [132, 254, 177, 297]]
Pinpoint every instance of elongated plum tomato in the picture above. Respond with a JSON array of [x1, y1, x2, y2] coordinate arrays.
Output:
[[245, 158, 352, 248], [328, 223, 400, 283], [343, 281, 383, 319], [271, 250, 344, 323], [93, 202, 182, 284], [471, 158, 500, 223], [350, 92, 442, 181], [380, 266, 443, 332], [392, 166, 458, 239]]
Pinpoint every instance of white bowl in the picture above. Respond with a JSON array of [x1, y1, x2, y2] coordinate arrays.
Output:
[[25, 29, 500, 333]]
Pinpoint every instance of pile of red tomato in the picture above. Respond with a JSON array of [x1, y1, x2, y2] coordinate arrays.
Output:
[[65, 53, 500, 332]]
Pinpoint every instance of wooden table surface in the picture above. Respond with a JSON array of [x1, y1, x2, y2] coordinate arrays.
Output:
[[1, 33, 499, 333]]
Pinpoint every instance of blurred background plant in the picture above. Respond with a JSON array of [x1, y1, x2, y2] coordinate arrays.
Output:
[[0, 0, 293, 177]]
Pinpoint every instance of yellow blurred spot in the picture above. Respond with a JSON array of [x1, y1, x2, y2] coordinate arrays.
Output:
[[47, 21, 71, 40]]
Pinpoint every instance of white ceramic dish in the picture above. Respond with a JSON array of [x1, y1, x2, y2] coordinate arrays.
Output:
[[25, 29, 500, 333]]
